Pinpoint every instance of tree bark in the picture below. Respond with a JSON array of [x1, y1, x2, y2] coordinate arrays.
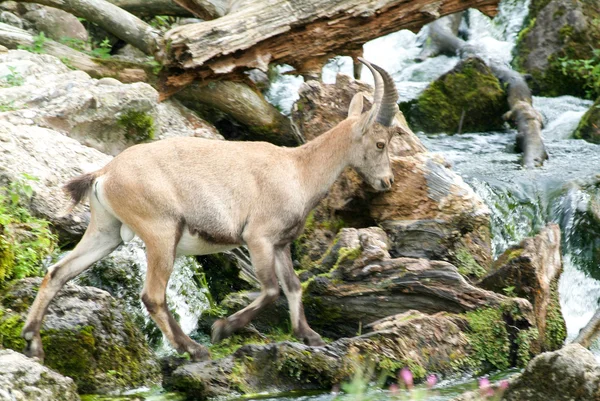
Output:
[[163, 0, 499, 85], [426, 17, 547, 168], [14, 0, 162, 57], [0, 23, 148, 82], [176, 81, 302, 146], [574, 308, 600, 349], [105, 0, 194, 18], [171, 0, 227, 19]]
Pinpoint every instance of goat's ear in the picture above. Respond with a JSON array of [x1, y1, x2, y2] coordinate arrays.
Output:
[[347, 93, 364, 118]]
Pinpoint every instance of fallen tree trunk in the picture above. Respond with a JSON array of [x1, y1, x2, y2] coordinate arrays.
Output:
[[13, 0, 162, 56], [0, 23, 149, 82], [163, 0, 499, 86], [106, 0, 194, 18], [574, 308, 600, 349], [176, 81, 302, 145], [171, 0, 227, 19], [426, 16, 547, 168]]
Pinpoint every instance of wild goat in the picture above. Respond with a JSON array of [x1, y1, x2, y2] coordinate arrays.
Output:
[[21, 59, 398, 361]]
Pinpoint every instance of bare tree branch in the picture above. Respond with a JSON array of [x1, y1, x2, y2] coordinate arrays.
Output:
[[14, 0, 162, 57]]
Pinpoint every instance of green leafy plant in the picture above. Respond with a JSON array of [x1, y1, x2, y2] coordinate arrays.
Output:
[[0, 173, 57, 286], [0, 101, 18, 112], [1, 66, 24, 87], [557, 49, 600, 100], [18, 32, 48, 54], [90, 38, 112, 59]]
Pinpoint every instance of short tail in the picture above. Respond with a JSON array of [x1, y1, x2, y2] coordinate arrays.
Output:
[[63, 172, 97, 213]]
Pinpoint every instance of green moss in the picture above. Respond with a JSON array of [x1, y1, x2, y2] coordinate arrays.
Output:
[[406, 57, 507, 133], [573, 98, 600, 143], [464, 308, 511, 372], [455, 248, 486, 279], [543, 281, 567, 351], [117, 110, 155, 143], [377, 357, 426, 380], [0, 174, 57, 288], [332, 246, 361, 270], [516, 327, 539, 367], [0, 308, 25, 351]]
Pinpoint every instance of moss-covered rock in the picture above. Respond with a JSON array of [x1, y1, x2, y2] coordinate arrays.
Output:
[[0, 278, 160, 394], [478, 224, 566, 352], [401, 57, 508, 133], [573, 97, 600, 143], [514, 0, 600, 98]]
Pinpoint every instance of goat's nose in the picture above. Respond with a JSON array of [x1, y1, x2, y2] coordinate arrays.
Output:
[[390, 175, 395, 185], [380, 178, 393, 190]]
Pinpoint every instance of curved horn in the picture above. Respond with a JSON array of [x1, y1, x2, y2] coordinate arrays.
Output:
[[357, 57, 384, 131], [372, 64, 399, 127]]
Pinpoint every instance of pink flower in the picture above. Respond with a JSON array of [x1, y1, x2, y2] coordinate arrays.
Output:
[[499, 380, 509, 390], [478, 377, 494, 398], [426, 374, 437, 388], [399, 368, 413, 389], [389, 383, 400, 395]]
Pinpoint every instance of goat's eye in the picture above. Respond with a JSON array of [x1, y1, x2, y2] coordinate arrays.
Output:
[[376, 142, 385, 150]]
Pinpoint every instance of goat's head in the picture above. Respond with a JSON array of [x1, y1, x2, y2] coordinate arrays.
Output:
[[346, 58, 398, 192]]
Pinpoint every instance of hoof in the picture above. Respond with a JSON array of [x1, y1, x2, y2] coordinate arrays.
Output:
[[299, 329, 326, 347], [22, 331, 45, 362], [188, 343, 211, 362], [211, 319, 233, 344]]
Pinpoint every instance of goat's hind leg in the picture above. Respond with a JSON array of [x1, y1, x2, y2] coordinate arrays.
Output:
[[21, 201, 122, 360], [275, 245, 325, 346], [212, 238, 280, 343], [141, 233, 209, 361]]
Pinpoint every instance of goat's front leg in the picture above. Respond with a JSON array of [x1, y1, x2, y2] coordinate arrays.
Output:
[[275, 244, 325, 346], [211, 238, 279, 343]]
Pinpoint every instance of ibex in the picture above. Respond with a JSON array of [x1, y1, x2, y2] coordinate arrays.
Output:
[[21, 59, 398, 361]]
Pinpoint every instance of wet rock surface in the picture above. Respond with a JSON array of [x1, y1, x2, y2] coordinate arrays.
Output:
[[0, 349, 80, 401], [502, 344, 600, 401], [0, 278, 160, 394]]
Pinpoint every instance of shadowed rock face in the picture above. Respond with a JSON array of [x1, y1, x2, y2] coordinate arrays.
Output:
[[0, 349, 80, 401], [502, 344, 600, 401], [165, 310, 472, 399], [0, 278, 160, 394]]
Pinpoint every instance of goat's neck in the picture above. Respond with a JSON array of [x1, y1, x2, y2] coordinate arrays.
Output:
[[293, 120, 355, 209]]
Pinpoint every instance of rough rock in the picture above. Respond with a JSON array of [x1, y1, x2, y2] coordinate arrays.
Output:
[[0, 278, 160, 394], [224, 227, 504, 339], [370, 152, 492, 277], [290, 74, 426, 270], [22, 5, 88, 43], [166, 311, 472, 398], [0, 349, 80, 401], [401, 57, 508, 133], [0, 11, 25, 29], [0, 50, 221, 156], [478, 224, 566, 352], [0, 120, 110, 242], [502, 344, 600, 401], [573, 96, 600, 144], [514, 0, 600, 97]]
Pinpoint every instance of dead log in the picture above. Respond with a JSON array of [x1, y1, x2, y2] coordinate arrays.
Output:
[[13, 0, 163, 57], [425, 17, 547, 168], [164, 0, 500, 86], [0, 23, 148, 82], [105, 0, 194, 18], [176, 81, 302, 146], [574, 308, 600, 349], [171, 0, 227, 19]]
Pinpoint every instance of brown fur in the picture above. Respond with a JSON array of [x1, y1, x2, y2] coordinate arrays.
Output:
[[63, 172, 96, 211]]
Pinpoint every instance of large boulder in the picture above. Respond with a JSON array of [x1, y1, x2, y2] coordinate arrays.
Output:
[[573, 97, 600, 143], [0, 349, 80, 401], [0, 278, 160, 394], [0, 120, 109, 242], [0, 50, 221, 156], [401, 57, 508, 133], [514, 0, 600, 98], [478, 224, 566, 352], [21, 5, 88, 43], [502, 344, 600, 401]]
